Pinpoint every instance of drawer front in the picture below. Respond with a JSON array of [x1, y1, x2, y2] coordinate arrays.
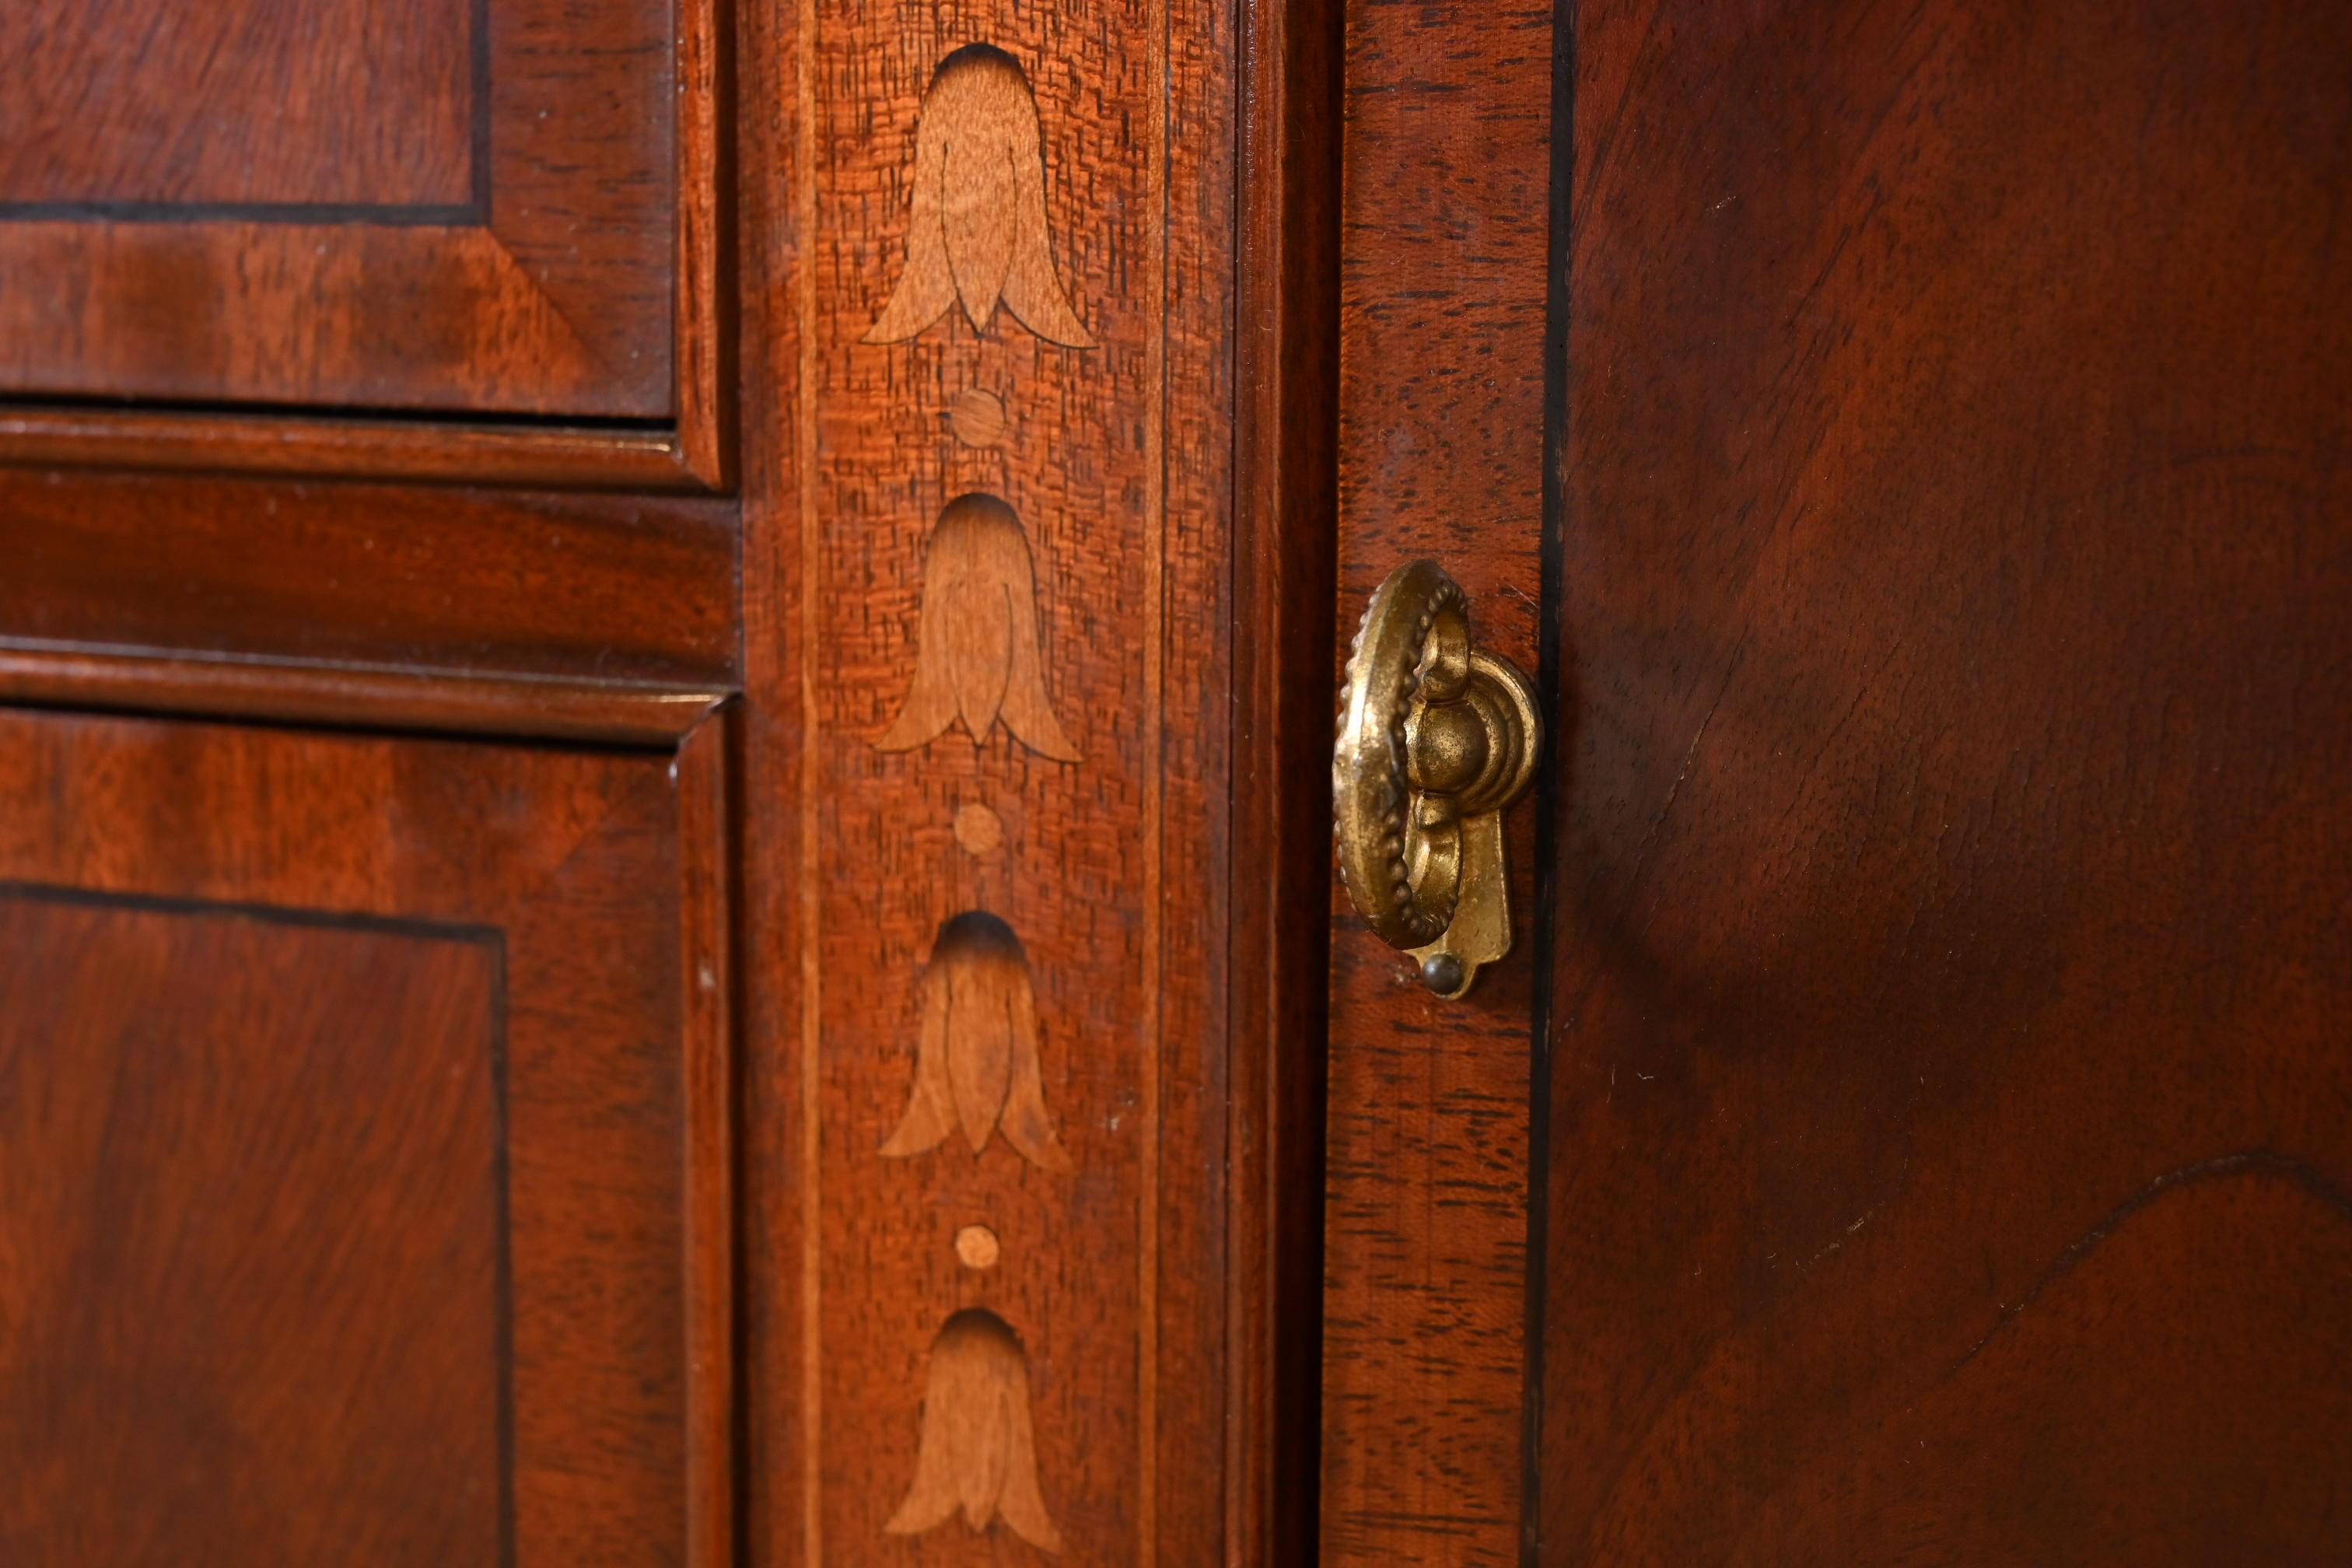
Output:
[[0, 0, 685, 419]]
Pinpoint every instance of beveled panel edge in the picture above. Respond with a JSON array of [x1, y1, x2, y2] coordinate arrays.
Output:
[[673, 0, 734, 490], [0, 405, 715, 492], [673, 713, 738, 1568], [0, 640, 731, 744]]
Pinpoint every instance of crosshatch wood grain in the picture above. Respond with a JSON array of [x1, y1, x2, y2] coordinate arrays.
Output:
[[1320, 1, 1557, 1563], [737, 0, 1244, 1561], [0, 0, 681, 418], [0, 707, 734, 1567], [1544, 1, 2352, 1560]]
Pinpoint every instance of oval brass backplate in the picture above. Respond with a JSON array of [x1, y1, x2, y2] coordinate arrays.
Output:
[[1333, 559, 1542, 998]]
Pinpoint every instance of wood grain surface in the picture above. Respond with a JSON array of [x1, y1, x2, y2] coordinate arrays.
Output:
[[1228, 0, 1343, 1556], [0, 0, 689, 421], [1319, 1, 1559, 1563], [0, 468, 737, 689], [0, 645, 726, 744], [0, 898, 505, 1567], [737, 0, 1255, 1560], [0, 707, 733, 1567], [1542, 1, 2352, 1559], [0, 0, 1355, 1559], [1, 0, 475, 208], [0, 405, 721, 491]]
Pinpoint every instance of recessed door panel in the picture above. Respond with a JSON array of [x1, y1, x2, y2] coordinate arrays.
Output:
[[1543, 1, 2352, 1559], [0, 707, 730, 1567], [0, 896, 506, 1566]]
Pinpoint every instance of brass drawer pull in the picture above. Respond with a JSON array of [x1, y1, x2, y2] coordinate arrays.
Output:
[[1333, 560, 1541, 998]]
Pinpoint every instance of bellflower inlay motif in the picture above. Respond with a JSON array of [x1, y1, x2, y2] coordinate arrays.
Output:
[[864, 44, 1096, 348]]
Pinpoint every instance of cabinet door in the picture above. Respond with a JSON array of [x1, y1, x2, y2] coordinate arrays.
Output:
[[1542, 1, 2352, 1558], [1319, 2, 2352, 1563], [0, 708, 730, 1568], [0, 0, 712, 425]]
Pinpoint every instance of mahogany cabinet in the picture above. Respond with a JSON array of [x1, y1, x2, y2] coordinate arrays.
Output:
[[3, 0, 2349, 1565], [1, 1, 1316, 1563]]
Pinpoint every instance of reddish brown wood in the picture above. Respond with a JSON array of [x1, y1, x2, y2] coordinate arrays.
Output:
[[676, 714, 739, 1568], [0, 898, 504, 1566], [2, 0, 474, 207], [1543, 2, 2352, 1560], [1319, 2, 1557, 1563], [674, 0, 737, 488], [738, 1, 1262, 1561], [0, 0, 724, 446], [0, 0, 1318, 1559], [0, 0, 733, 490], [0, 407, 715, 490], [0, 707, 733, 1566], [0, 646, 726, 744], [1230, 0, 1342, 1558], [0, 468, 736, 688]]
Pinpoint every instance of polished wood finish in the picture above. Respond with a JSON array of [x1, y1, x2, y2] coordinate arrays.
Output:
[[0, 646, 726, 744], [1318, 0, 1557, 1562], [3, 0, 475, 206], [0, 406, 719, 491], [2, 1, 1314, 1553], [671, 0, 736, 488], [1542, 1, 2352, 1559], [0, 0, 731, 487], [1230, 0, 1343, 1556], [0, 0, 1352, 1560], [737, 0, 1296, 1560], [0, 469, 737, 688], [0, 897, 505, 1566], [0, 706, 733, 1566], [0, 0, 674, 415], [10, 0, 2345, 1559], [674, 716, 738, 1568]]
